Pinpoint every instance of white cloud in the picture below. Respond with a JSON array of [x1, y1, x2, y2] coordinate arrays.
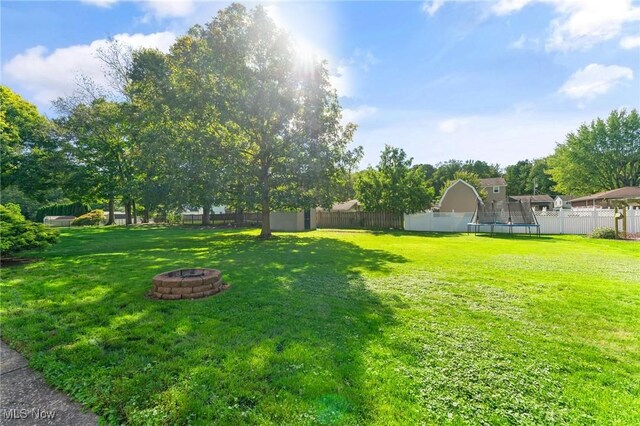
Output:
[[352, 109, 601, 168], [80, 0, 119, 7], [620, 35, 640, 49], [510, 35, 526, 49], [492, 0, 533, 15], [3, 32, 176, 107], [422, 0, 445, 16], [558, 63, 633, 100], [438, 118, 470, 133], [342, 105, 378, 124], [142, 0, 195, 19], [491, 0, 640, 51]]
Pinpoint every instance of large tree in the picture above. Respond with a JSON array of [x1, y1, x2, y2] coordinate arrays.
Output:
[[505, 158, 556, 196], [355, 145, 434, 214], [141, 4, 360, 236], [1, 86, 66, 204], [56, 99, 134, 225], [548, 109, 640, 194]]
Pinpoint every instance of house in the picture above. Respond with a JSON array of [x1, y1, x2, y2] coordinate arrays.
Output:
[[438, 179, 483, 213], [570, 187, 640, 208], [554, 195, 576, 210], [479, 177, 507, 203], [509, 194, 554, 211], [270, 209, 316, 231]]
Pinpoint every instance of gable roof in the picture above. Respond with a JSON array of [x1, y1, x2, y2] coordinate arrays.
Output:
[[509, 194, 554, 204], [479, 177, 507, 187], [438, 179, 483, 207], [331, 199, 360, 211], [570, 187, 640, 203], [555, 194, 577, 201]]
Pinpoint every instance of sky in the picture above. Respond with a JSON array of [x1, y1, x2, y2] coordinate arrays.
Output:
[[2, 0, 640, 169]]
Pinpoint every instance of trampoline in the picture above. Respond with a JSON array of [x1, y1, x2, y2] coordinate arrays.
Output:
[[467, 200, 540, 236]]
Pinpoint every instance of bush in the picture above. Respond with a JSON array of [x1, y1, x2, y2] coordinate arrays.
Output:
[[35, 202, 91, 223], [71, 210, 105, 226], [0, 203, 59, 257], [589, 227, 616, 239]]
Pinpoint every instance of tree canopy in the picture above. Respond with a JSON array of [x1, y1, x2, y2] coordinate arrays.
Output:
[[355, 145, 434, 214], [548, 109, 640, 194]]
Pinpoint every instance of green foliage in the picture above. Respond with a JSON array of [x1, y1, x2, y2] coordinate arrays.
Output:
[[35, 202, 91, 223], [589, 227, 616, 239], [127, 4, 361, 235], [1, 227, 639, 424], [0, 203, 59, 257], [71, 210, 105, 226], [505, 158, 557, 196], [548, 109, 640, 194], [355, 145, 434, 213], [0, 86, 66, 201], [505, 160, 532, 195], [429, 159, 501, 195]]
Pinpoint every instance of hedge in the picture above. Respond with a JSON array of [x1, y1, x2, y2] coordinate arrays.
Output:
[[35, 202, 91, 223]]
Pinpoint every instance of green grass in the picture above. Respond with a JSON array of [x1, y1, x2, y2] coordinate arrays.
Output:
[[1, 227, 639, 425]]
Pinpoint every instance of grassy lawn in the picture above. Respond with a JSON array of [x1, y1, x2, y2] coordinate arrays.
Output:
[[1, 227, 639, 425]]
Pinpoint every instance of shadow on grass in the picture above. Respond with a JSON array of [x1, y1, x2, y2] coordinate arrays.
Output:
[[1, 227, 405, 424]]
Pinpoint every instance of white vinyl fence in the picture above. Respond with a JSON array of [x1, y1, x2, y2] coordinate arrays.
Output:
[[404, 208, 640, 235]]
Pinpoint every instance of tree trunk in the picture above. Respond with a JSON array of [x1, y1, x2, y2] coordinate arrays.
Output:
[[260, 199, 271, 238], [106, 197, 115, 225], [235, 208, 244, 227], [125, 200, 132, 225], [132, 200, 138, 224], [202, 206, 211, 226], [143, 206, 149, 224]]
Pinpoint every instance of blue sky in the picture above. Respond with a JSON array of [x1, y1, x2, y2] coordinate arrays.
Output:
[[2, 0, 639, 168]]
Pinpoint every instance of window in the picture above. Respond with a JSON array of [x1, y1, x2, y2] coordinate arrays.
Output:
[[493, 186, 500, 193]]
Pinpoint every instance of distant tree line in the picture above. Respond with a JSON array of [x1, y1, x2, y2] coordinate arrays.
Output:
[[2, 5, 638, 229]]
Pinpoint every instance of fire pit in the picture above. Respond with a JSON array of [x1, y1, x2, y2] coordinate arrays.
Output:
[[150, 268, 225, 300]]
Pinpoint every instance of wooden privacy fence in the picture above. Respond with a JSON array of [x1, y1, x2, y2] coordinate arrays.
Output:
[[316, 211, 404, 230]]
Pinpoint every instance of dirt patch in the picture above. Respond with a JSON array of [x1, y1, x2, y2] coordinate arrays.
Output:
[[0, 257, 43, 267]]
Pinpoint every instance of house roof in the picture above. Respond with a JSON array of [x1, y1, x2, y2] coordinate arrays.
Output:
[[555, 194, 578, 201], [438, 179, 483, 207], [331, 199, 360, 211], [570, 187, 640, 203], [509, 194, 554, 204], [479, 177, 507, 187]]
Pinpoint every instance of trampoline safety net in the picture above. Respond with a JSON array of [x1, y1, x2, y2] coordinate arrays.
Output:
[[473, 200, 537, 225]]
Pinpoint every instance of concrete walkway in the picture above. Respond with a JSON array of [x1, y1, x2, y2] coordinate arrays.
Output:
[[0, 341, 98, 425]]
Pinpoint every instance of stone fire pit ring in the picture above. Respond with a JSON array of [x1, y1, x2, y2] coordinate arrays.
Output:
[[151, 268, 224, 300]]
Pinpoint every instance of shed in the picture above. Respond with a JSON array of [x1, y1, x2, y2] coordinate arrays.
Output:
[[270, 209, 317, 231], [438, 179, 483, 213], [43, 216, 75, 227]]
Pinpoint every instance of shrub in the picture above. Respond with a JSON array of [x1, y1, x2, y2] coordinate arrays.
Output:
[[0, 203, 59, 257], [71, 210, 105, 226], [35, 202, 91, 223], [589, 227, 616, 239]]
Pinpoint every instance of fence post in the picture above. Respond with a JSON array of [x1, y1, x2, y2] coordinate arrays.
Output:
[[559, 208, 564, 234], [592, 206, 597, 232]]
